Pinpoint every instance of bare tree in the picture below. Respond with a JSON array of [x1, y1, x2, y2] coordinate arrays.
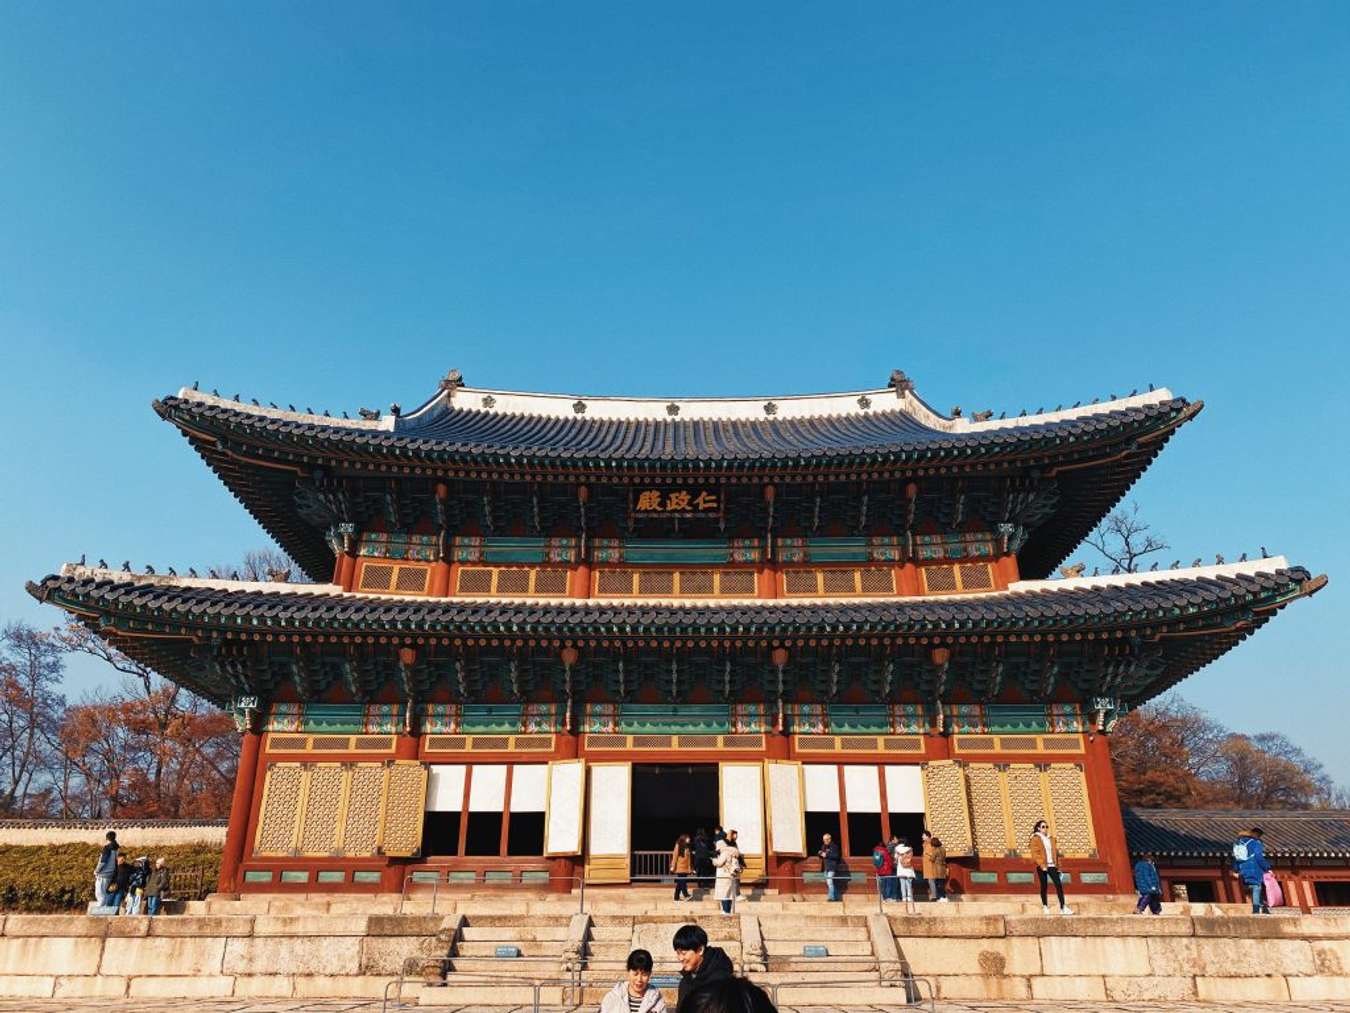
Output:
[[0, 623, 67, 814], [1085, 501, 1168, 573], [211, 546, 313, 583]]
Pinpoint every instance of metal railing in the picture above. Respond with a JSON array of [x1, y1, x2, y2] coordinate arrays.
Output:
[[397, 872, 586, 916], [383, 966, 935, 1013]]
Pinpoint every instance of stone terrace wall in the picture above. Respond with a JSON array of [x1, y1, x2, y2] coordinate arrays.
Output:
[[0, 913, 447, 999], [888, 912, 1350, 1003], [0, 820, 227, 847]]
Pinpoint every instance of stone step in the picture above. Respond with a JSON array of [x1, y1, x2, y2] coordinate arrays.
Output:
[[766, 957, 879, 973], [463, 913, 572, 928], [760, 919, 868, 938], [460, 925, 569, 941], [764, 938, 872, 956], [456, 941, 560, 957], [445, 957, 561, 974], [588, 924, 633, 940]]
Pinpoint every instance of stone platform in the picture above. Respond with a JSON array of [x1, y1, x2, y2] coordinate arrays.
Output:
[[0, 894, 1346, 1004]]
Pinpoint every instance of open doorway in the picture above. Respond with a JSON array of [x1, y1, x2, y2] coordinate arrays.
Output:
[[629, 764, 720, 879]]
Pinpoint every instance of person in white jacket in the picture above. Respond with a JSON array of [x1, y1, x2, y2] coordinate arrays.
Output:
[[599, 949, 667, 1013]]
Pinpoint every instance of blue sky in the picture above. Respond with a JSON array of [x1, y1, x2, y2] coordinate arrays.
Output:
[[2, 3, 1346, 783]]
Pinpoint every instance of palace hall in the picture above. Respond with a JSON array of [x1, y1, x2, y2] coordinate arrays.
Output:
[[29, 370, 1324, 896]]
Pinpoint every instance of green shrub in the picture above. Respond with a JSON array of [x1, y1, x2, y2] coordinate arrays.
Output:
[[0, 843, 222, 912]]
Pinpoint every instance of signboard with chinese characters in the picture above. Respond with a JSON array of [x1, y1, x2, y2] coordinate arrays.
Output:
[[630, 485, 723, 518]]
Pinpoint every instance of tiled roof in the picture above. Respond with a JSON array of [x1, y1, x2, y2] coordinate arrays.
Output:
[[29, 562, 1323, 706], [154, 389, 1197, 470], [30, 563, 1313, 638], [1125, 808, 1350, 859]]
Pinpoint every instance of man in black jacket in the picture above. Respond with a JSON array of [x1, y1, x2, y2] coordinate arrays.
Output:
[[818, 833, 842, 902], [672, 924, 733, 1011]]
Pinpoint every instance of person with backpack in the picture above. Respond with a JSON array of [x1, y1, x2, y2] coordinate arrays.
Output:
[[711, 836, 742, 916], [105, 854, 133, 914], [817, 833, 842, 902], [124, 856, 150, 915], [922, 830, 948, 902], [1133, 853, 1163, 914], [1232, 827, 1272, 914], [872, 838, 897, 901], [893, 837, 917, 905], [93, 830, 119, 906]]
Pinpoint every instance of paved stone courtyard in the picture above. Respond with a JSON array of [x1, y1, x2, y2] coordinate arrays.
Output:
[[3, 1001, 1350, 1012]]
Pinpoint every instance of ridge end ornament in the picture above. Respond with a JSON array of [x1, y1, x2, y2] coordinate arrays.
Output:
[[888, 369, 914, 396]]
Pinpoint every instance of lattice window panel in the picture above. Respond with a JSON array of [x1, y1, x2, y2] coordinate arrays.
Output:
[[721, 734, 765, 749], [638, 570, 675, 595], [966, 764, 1009, 857], [1047, 763, 1096, 857], [782, 567, 897, 597], [255, 763, 305, 856], [679, 570, 715, 595], [1005, 764, 1048, 854], [921, 761, 973, 856], [920, 563, 995, 595], [959, 563, 994, 591], [593, 568, 758, 598], [298, 764, 345, 856], [358, 561, 431, 595], [455, 566, 570, 597], [342, 765, 386, 857], [881, 736, 925, 753], [381, 762, 428, 857]]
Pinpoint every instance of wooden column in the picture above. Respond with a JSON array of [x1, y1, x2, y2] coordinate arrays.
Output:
[[1083, 732, 1133, 891], [335, 553, 358, 591], [218, 723, 263, 893]]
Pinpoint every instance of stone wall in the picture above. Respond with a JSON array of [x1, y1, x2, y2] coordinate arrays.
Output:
[[0, 913, 446, 999], [0, 820, 227, 847], [889, 912, 1350, 1002]]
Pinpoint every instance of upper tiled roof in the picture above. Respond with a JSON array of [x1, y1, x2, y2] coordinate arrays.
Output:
[[155, 383, 1196, 470], [1125, 808, 1350, 859]]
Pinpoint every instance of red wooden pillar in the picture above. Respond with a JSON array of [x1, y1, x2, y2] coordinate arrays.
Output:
[[219, 724, 262, 893], [1083, 732, 1132, 891]]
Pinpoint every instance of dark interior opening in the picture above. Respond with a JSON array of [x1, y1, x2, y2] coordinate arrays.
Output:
[[421, 811, 462, 857], [464, 811, 504, 855], [847, 812, 885, 856], [629, 764, 720, 851], [887, 812, 927, 852], [1176, 879, 1216, 902], [507, 812, 546, 856], [1314, 880, 1350, 906]]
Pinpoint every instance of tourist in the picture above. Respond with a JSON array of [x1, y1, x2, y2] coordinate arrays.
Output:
[[817, 832, 842, 902], [671, 834, 693, 901], [1232, 827, 1272, 914], [601, 948, 667, 1013], [922, 830, 948, 902], [677, 976, 777, 1013], [144, 857, 171, 916], [712, 835, 742, 915], [871, 838, 896, 902], [894, 837, 916, 905], [106, 854, 133, 913], [693, 828, 714, 890], [712, 825, 726, 845], [125, 856, 150, 915], [93, 830, 119, 906], [1029, 819, 1073, 915], [672, 923, 733, 1011], [1133, 852, 1162, 915]]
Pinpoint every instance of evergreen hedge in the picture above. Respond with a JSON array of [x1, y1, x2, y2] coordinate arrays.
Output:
[[0, 842, 222, 912]]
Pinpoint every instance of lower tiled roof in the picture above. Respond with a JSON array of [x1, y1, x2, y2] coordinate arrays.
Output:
[[1125, 807, 1350, 859]]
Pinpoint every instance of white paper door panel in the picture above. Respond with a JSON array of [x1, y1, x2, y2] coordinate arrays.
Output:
[[510, 764, 548, 812], [425, 764, 466, 812], [587, 764, 631, 855], [803, 763, 840, 810], [468, 764, 508, 811], [544, 759, 584, 856], [720, 763, 764, 855], [885, 765, 926, 812]]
